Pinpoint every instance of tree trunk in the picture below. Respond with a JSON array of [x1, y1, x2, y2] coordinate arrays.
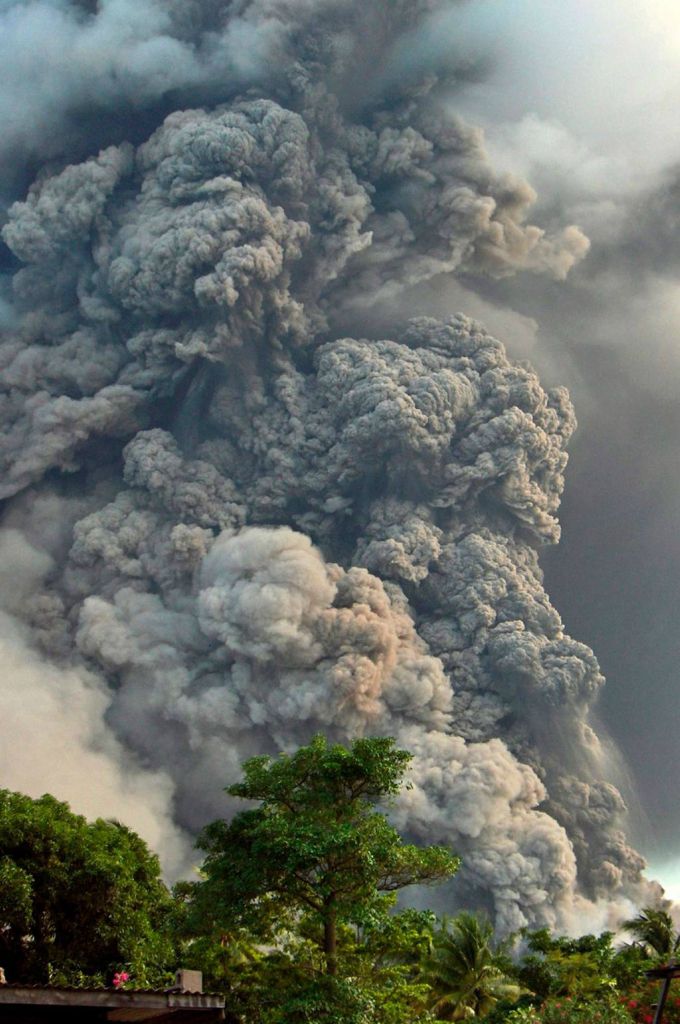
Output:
[[323, 903, 337, 976], [33, 902, 52, 984]]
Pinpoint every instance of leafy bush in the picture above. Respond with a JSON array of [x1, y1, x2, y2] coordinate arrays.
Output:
[[624, 986, 680, 1024], [502, 997, 633, 1024]]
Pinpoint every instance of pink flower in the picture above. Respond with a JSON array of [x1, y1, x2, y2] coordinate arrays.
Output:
[[113, 972, 130, 988]]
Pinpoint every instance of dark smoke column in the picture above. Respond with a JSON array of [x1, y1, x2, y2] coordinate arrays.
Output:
[[0, 0, 655, 929]]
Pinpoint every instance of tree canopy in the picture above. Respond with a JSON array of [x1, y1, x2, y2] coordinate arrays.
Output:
[[188, 735, 459, 977], [0, 789, 174, 985]]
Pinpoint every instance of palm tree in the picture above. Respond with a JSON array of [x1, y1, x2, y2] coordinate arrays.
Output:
[[422, 912, 523, 1020], [622, 906, 680, 960]]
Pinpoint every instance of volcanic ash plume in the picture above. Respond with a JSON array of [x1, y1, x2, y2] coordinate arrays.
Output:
[[0, 0, 654, 928]]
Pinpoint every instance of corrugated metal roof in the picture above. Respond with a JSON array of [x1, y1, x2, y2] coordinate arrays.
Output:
[[0, 983, 226, 1019]]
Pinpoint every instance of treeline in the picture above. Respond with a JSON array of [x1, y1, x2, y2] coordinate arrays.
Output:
[[0, 735, 677, 1023]]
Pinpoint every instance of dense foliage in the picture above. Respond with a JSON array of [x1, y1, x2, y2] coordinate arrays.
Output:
[[0, 738, 677, 1024], [423, 912, 523, 1019], [185, 736, 459, 978], [0, 789, 175, 985]]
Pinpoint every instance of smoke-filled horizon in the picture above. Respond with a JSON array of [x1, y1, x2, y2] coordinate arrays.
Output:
[[0, 0, 674, 929]]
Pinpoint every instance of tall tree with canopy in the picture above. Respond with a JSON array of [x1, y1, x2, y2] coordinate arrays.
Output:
[[188, 735, 459, 978]]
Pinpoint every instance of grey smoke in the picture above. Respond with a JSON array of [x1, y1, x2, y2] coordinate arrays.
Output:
[[0, 528, 190, 874], [0, 0, 654, 928], [424, 7, 680, 867]]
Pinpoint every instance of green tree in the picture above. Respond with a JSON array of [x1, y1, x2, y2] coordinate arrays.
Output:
[[517, 929, 620, 1003], [622, 906, 680, 959], [422, 911, 523, 1020], [609, 941, 654, 991], [183, 737, 458, 1015], [187, 736, 459, 982], [175, 895, 439, 1023], [359, 907, 437, 972], [0, 789, 175, 986]]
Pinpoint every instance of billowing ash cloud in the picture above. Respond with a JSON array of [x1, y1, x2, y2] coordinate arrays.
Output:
[[0, 529, 190, 875], [0, 0, 652, 928]]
